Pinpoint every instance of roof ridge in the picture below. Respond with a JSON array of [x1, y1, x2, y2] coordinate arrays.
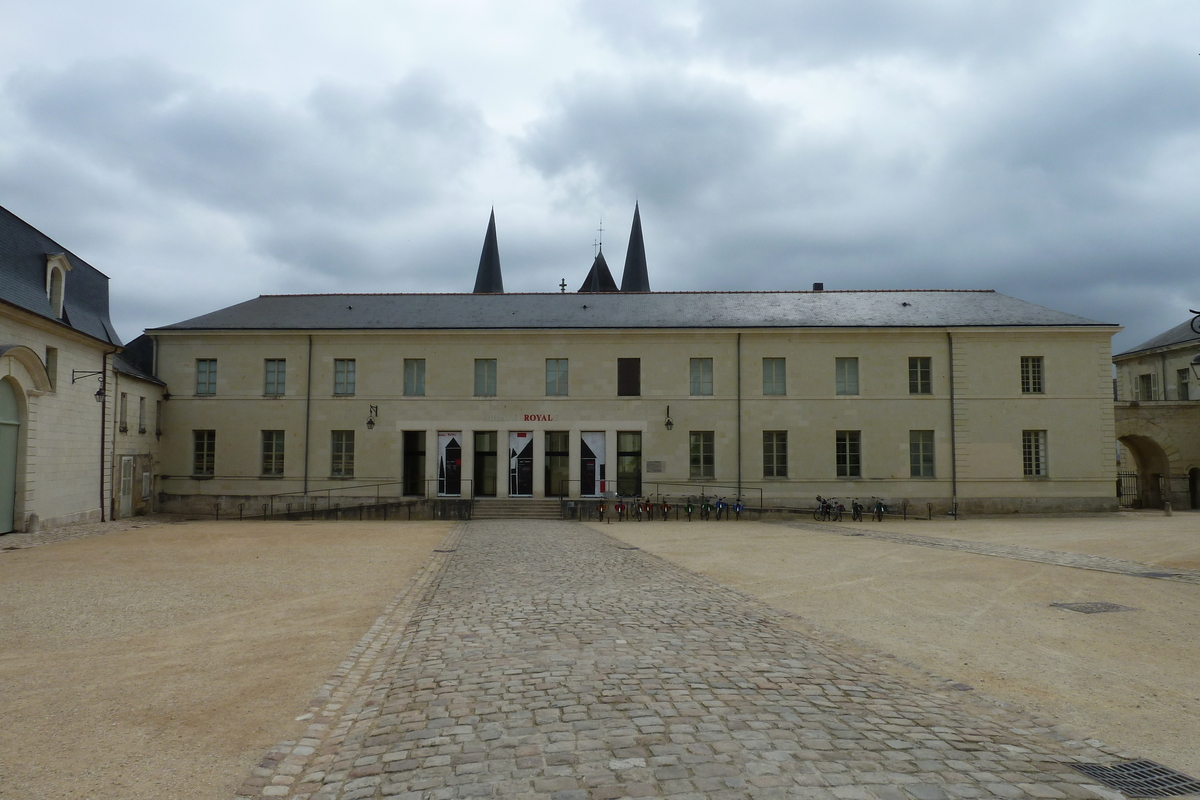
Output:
[[256, 289, 1000, 298]]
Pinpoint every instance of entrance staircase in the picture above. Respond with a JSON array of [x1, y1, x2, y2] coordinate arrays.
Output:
[[471, 498, 562, 520]]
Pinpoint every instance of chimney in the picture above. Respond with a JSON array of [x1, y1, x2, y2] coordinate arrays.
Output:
[[812, 282, 824, 291]]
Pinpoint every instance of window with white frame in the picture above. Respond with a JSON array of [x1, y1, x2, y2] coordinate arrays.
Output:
[[546, 358, 569, 396], [333, 359, 356, 396], [404, 358, 425, 396], [909, 430, 934, 478], [196, 359, 217, 395], [763, 358, 785, 395], [331, 430, 355, 477], [836, 430, 861, 478], [689, 358, 713, 396], [262, 430, 285, 476], [264, 359, 286, 395], [1022, 430, 1047, 476], [835, 358, 859, 395], [193, 430, 215, 476], [1021, 356, 1044, 394], [909, 357, 932, 394], [763, 431, 787, 478], [689, 431, 714, 479], [474, 358, 497, 397]]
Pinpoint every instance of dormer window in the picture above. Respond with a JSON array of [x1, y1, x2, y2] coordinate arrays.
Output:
[[45, 254, 72, 320]]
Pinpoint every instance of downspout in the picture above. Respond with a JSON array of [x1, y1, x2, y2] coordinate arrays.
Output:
[[303, 335, 313, 495], [736, 332, 742, 500], [947, 331, 958, 519]]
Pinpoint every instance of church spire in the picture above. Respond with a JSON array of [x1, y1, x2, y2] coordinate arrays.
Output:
[[577, 247, 619, 292], [619, 202, 650, 292], [472, 208, 504, 293]]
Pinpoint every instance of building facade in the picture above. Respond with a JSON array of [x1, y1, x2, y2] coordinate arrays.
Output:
[[148, 290, 1119, 515], [1113, 318, 1200, 509]]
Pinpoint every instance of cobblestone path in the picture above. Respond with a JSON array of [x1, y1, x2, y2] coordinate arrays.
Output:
[[240, 520, 1133, 800], [779, 520, 1200, 585]]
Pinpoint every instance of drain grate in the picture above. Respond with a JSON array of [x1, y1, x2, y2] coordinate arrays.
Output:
[[1071, 760, 1200, 797], [433, 549, 457, 553], [617, 546, 640, 550], [1051, 601, 1136, 614]]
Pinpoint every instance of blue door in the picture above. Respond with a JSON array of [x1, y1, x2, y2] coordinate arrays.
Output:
[[0, 380, 19, 534]]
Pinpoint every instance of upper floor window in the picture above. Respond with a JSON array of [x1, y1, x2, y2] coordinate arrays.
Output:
[[909, 357, 932, 394], [1135, 372, 1157, 401], [264, 359, 286, 396], [196, 359, 217, 395], [138, 396, 146, 434], [119, 392, 129, 433], [1020, 356, 1044, 394], [1178, 368, 1191, 401], [617, 358, 640, 396], [404, 359, 425, 396], [474, 358, 497, 397], [45, 255, 70, 319], [835, 358, 859, 396], [334, 359, 356, 396], [763, 358, 786, 396], [546, 359, 569, 396], [690, 358, 713, 396]]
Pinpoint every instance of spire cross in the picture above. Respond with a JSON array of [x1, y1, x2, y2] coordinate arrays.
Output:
[[559, 278, 567, 293]]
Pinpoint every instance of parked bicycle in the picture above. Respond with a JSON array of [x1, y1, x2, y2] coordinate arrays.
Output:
[[813, 495, 843, 521], [850, 498, 864, 522]]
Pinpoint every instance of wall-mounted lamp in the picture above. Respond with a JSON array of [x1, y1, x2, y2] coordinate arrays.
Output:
[[71, 369, 105, 401], [1190, 352, 1200, 382], [664, 405, 674, 431], [366, 404, 378, 430]]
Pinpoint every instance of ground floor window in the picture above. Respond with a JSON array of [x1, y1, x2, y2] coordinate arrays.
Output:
[[262, 430, 284, 476], [763, 431, 787, 478], [836, 430, 860, 478], [616, 431, 641, 496], [331, 430, 354, 477], [1023, 430, 1047, 476], [909, 430, 934, 478], [193, 430, 215, 476], [689, 431, 714, 480]]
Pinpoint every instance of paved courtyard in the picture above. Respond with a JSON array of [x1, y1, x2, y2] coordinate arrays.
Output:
[[238, 520, 1135, 800]]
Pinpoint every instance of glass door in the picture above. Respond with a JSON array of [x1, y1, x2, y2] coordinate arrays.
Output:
[[616, 430, 642, 497], [474, 431, 497, 497], [509, 431, 533, 496], [545, 431, 569, 497]]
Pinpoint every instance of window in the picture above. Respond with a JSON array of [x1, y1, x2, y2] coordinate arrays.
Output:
[[1021, 356, 1044, 394], [763, 431, 787, 478], [196, 359, 217, 395], [763, 358, 785, 395], [474, 358, 497, 396], [138, 396, 146, 434], [689, 431, 714, 480], [909, 430, 934, 478], [689, 358, 713, 396], [836, 430, 861, 478], [334, 359, 356, 396], [48, 266, 66, 318], [835, 358, 859, 395], [262, 430, 285, 476], [119, 392, 128, 433], [332, 430, 355, 477], [617, 358, 641, 396], [45, 346, 57, 391], [909, 357, 932, 395], [1136, 373, 1157, 401], [1023, 430, 1047, 476], [193, 430, 215, 476], [264, 359, 286, 395], [155, 400, 162, 437], [546, 359, 569, 396], [404, 359, 425, 396], [1178, 368, 1191, 401]]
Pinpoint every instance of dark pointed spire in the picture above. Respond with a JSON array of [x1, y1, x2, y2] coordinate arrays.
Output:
[[619, 202, 650, 292], [472, 209, 504, 293], [577, 247, 619, 292]]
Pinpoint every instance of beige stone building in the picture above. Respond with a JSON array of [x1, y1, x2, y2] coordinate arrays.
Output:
[[0, 206, 163, 532], [145, 210, 1120, 515], [1113, 317, 1200, 509]]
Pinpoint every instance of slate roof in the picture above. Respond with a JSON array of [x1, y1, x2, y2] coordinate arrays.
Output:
[[578, 250, 619, 292], [0, 205, 121, 345], [152, 289, 1113, 332], [1115, 318, 1200, 357]]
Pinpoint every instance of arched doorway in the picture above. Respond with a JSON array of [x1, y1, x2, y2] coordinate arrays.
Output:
[[0, 379, 19, 533], [1117, 434, 1172, 509]]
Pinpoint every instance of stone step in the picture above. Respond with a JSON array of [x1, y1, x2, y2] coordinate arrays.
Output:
[[472, 499, 563, 520]]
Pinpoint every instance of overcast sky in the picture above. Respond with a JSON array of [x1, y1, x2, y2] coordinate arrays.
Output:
[[2, 1, 1198, 352]]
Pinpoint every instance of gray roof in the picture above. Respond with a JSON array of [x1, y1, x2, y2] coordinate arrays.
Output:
[[152, 289, 1114, 333], [1115, 317, 1200, 357], [0, 205, 120, 345]]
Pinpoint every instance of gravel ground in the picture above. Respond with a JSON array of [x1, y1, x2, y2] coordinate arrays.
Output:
[[0, 517, 452, 800]]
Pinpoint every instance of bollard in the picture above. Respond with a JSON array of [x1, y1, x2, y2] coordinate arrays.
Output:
[[215, 503, 220, 521], [1164, 501, 1173, 517], [928, 503, 932, 520], [239, 503, 244, 521]]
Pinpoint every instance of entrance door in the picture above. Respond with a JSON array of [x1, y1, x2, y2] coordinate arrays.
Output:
[[403, 431, 426, 496], [509, 432, 533, 496], [437, 431, 462, 496], [0, 380, 18, 534], [581, 431, 606, 496], [474, 431, 497, 497], [545, 431, 569, 497], [616, 430, 642, 497], [119, 456, 134, 518]]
